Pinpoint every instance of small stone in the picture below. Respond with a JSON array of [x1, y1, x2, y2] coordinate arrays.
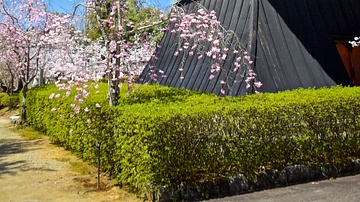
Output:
[[285, 165, 312, 183], [228, 174, 248, 194]]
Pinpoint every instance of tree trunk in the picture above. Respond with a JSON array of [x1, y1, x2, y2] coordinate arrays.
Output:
[[21, 84, 27, 123], [16, 78, 23, 93], [9, 77, 14, 95], [107, 0, 122, 107], [39, 68, 44, 86], [108, 72, 120, 106], [108, 37, 122, 106]]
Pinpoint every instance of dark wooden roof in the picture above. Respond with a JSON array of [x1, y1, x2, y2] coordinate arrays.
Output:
[[139, 0, 359, 95]]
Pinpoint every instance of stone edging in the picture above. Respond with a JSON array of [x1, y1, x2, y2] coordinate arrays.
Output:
[[153, 159, 360, 201]]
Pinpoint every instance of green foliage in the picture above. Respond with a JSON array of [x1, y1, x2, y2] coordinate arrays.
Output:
[[124, 0, 165, 42], [0, 93, 19, 109], [25, 84, 360, 195], [86, 0, 164, 42]]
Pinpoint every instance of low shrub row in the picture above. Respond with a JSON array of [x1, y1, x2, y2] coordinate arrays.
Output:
[[0, 93, 19, 109], [25, 84, 360, 198]]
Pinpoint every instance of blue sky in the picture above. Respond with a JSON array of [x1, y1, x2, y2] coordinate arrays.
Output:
[[45, 0, 174, 14]]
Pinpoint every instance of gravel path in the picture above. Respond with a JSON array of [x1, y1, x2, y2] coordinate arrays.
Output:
[[0, 116, 138, 202]]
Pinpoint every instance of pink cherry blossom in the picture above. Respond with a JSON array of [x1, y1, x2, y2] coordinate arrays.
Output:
[[49, 93, 55, 99], [254, 81, 263, 88]]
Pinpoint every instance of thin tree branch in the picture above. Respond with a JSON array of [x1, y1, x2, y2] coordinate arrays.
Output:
[[1, 3, 19, 25]]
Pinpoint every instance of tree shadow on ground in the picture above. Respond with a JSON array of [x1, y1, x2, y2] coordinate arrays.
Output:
[[0, 139, 56, 177]]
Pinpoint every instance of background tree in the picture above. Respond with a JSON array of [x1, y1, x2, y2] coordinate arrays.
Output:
[[0, 0, 259, 117], [73, 0, 165, 106], [58, 0, 260, 109], [0, 60, 20, 95], [85, 0, 164, 41], [0, 0, 76, 121]]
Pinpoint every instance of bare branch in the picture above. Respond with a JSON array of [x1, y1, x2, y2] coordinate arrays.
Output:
[[71, 3, 86, 17], [1, 2, 19, 25], [122, 20, 167, 37]]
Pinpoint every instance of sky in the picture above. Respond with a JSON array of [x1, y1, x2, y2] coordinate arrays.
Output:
[[45, 0, 175, 14]]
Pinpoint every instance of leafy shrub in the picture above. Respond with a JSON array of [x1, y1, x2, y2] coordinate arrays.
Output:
[[25, 84, 360, 195], [0, 93, 19, 109]]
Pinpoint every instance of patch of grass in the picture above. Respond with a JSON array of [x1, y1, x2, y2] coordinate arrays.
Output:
[[69, 161, 95, 175], [54, 157, 71, 162], [17, 127, 43, 140], [0, 107, 9, 115]]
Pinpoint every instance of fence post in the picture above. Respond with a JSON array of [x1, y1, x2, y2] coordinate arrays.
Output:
[[96, 141, 101, 189]]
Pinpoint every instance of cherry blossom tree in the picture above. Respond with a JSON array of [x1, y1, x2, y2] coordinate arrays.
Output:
[[0, 0, 262, 119], [146, 2, 262, 94], [73, 0, 161, 106], [63, 0, 262, 111], [0, 0, 77, 121], [48, 36, 108, 112], [0, 0, 144, 117]]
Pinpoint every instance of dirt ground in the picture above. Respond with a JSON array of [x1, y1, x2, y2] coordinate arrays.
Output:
[[0, 110, 141, 202]]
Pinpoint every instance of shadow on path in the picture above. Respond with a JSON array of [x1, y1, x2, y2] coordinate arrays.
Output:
[[0, 138, 56, 177]]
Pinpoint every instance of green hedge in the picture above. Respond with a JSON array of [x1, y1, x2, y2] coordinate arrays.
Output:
[[25, 84, 360, 194], [0, 93, 19, 109]]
